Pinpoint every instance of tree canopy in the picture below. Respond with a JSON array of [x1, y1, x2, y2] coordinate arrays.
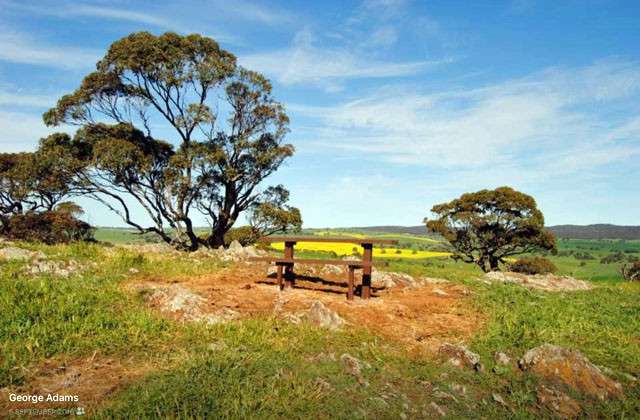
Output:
[[43, 32, 300, 250], [425, 186, 556, 272]]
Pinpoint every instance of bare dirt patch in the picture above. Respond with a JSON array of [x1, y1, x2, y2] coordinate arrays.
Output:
[[131, 262, 483, 353], [0, 354, 153, 415]]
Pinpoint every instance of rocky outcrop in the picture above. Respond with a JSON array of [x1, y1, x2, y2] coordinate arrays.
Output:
[[438, 342, 483, 371], [494, 352, 511, 366], [28, 259, 87, 277], [484, 271, 591, 292], [192, 240, 267, 262], [340, 353, 369, 387], [519, 344, 622, 400], [0, 246, 45, 261], [536, 385, 582, 419], [143, 284, 239, 324], [308, 300, 345, 330]]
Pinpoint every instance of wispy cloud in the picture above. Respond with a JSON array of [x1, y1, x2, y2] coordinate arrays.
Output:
[[0, 30, 100, 69], [291, 60, 640, 173], [209, 0, 296, 26], [0, 90, 56, 108], [68, 4, 175, 28], [0, 110, 58, 152], [242, 29, 450, 91]]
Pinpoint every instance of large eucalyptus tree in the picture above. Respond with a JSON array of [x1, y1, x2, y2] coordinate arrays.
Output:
[[44, 32, 299, 250]]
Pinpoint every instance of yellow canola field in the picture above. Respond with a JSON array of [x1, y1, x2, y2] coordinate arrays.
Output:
[[313, 231, 441, 243], [269, 241, 450, 259]]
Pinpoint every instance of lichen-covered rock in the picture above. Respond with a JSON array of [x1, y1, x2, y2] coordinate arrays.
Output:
[[494, 352, 511, 366], [484, 271, 591, 292], [340, 353, 369, 387], [372, 270, 419, 288], [143, 285, 239, 324], [536, 385, 582, 419], [340, 353, 362, 376], [0, 246, 45, 261], [308, 300, 344, 330], [519, 344, 622, 400], [28, 259, 85, 277], [438, 342, 483, 371]]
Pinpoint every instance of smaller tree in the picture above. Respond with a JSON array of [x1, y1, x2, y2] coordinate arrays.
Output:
[[247, 185, 302, 236], [621, 261, 640, 281], [425, 186, 556, 272]]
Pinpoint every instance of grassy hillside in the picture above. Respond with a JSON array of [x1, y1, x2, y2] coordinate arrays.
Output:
[[1, 240, 638, 418]]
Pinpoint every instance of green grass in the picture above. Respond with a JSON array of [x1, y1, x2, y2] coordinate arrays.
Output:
[[2, 238, 640, 418]]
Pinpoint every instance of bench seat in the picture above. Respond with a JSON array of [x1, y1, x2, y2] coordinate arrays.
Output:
[[248, 256, 387, 267]]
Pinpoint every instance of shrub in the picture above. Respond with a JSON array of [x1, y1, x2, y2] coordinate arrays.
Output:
[[574, 252, 595, 260], [600, 252, 626, 264], [621, 262, 640, 281], [509, 256, 557, 275], [224, 226, 261, 247], [2, 211, 94, 244]]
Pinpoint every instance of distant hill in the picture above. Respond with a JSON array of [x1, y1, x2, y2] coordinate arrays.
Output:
[[336, 225, 428, 236], [336, 224, 640, 240], [547, 224, 640, 240]]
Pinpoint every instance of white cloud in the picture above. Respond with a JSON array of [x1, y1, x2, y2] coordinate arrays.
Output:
[[0, 31, 100, 69], [69, 4, 175, 28], [242, 29, 449, 91], [209, 0, 296, 26], [0, 110, 58, 152], [365, 26, 398, 48], [0, 91, 56, 108], [291, 60, 640, 173]]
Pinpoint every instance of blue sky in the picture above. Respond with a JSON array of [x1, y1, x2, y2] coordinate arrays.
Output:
[[0, 0, 638, 227]]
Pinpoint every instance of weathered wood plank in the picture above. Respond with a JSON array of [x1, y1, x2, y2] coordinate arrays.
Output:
[[258, 236, 398, 245]]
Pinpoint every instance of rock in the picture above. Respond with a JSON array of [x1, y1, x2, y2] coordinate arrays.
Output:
[[449, 383, 466, 396], [484, 271, 592, 292], [433, 390, 457, 402], [28, 259, 84, 277], [144, 285, 239, 324], [208, 340, 226, 352], [429, 401, 446, 417], [340, 353, 363, 376], [320, 264, 344, 276], [438, 342, 483, 371], [308, 300, 345, 330], [519, 344, 622, 400], [492, 393, 507, 407], [283, 313, 302, 324], [128, 268, 140, 274], [372, 270, 420, 288], [421, 277, 449, 284], [228, 240, 243, 250], [432, 288, 449, 297], [494, 352, 511, 366], [0, 246, 45, 261], [314, 377, 333, 392], [537, 385, 582, 418]]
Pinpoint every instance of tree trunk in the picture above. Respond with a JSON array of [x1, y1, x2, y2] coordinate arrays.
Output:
[[208, 221, 229, 248]]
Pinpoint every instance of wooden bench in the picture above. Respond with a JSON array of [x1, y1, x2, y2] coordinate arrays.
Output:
[[250, 236, 398, 300]]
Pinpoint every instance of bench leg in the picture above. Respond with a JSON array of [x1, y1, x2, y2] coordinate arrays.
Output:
[[284, 264, 295, 288], [347, 267, 355, 301], [361, 244, 373, 299], [276, 264, 284, 290]]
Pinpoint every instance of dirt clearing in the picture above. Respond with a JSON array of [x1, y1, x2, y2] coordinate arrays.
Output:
[[131, 262, 483, 353]]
